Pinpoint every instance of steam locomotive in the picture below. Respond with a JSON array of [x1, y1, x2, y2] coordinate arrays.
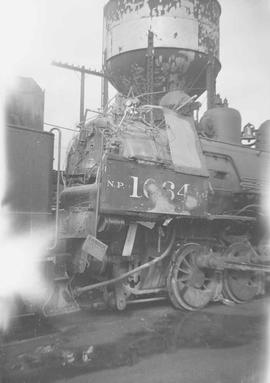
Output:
[[5, 0, 270, 316], [46, 0, 270, 314], [53, 88, 269, 313]]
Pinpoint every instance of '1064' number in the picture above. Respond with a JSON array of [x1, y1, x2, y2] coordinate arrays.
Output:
[[130, 176, 192, 201]]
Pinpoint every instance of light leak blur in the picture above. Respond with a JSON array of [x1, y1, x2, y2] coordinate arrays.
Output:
[[0, 83, 52, 329], [0, 0, 52, 330], [0, 211, 51, 330]]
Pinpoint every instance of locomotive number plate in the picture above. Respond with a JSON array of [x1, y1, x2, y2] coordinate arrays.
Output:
[[101, 158, 209, 216]]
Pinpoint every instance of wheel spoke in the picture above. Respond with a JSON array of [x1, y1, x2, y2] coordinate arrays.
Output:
[[183, 258, 192, 269], [188, 253, 196, 266], [167, 244, 218, 311], [179, 284, 189, 297], [223, 243, 260, 303], [178, 267, 190, 274]]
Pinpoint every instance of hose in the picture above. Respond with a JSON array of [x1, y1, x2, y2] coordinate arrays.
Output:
[[74, 225, 176, 296], [235, 204, 260, 216]]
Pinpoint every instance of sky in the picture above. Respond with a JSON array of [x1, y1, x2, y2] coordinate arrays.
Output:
[[217, 0, 270, 127], [0, 0, 270, 159]]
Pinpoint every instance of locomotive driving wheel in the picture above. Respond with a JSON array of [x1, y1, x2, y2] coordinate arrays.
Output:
[[167, 244, 218, 311], [222, 242, 261, 303]]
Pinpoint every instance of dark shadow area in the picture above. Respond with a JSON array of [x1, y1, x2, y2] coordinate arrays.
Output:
[[0, 300, 267, 383]]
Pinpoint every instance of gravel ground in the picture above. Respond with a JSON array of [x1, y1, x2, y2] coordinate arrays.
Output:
[[0, 297, 269, 383]]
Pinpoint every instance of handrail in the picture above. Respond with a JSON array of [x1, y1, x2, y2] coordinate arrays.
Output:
[[94, 133, 105, 237], [49, 127, 62, 250]]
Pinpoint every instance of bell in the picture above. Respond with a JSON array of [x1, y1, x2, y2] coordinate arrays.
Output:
[[242, 123, 255, 140]]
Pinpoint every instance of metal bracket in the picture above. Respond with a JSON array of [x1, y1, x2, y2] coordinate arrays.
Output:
[[122, 223, 138, 257]]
